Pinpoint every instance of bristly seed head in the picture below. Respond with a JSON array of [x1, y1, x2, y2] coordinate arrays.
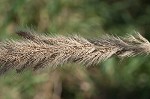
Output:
[[0, 31, 149, 75]]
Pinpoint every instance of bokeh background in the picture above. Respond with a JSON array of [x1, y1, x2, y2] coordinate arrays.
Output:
[[0, 0, 150, 99]]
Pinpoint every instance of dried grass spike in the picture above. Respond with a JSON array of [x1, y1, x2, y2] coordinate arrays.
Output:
[[0, 32, 149, 75]]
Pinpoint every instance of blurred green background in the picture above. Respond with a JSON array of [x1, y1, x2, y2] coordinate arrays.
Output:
[[0, 0, 150, 99]]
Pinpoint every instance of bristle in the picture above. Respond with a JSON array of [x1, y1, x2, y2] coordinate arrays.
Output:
[[0, 32, 149, 75]]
